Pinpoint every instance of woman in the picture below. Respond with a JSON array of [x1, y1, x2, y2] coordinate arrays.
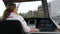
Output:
[[2, 3, 38, 32]]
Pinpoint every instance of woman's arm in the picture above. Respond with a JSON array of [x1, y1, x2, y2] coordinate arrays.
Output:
[[30, 28, 39, 32], [19, 15, 38, 32]]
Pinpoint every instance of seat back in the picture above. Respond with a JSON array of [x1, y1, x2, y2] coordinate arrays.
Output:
[[0, 20, 26, 34]]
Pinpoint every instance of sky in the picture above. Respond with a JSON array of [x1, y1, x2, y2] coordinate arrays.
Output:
[[17, 1, 42, 13], [0, 0, 53, 16], [0, 0, 6, 16]]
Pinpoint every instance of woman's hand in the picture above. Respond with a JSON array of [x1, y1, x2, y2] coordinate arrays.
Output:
[[30, 28, 39, 32]]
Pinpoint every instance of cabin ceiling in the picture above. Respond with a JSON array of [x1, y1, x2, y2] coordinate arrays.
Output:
[[3, 0, 41, 2], [3, 0, 41, 7]]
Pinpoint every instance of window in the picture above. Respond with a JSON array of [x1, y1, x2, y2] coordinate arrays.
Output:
[[15, 1, 45, 18], [47, 0, 60, 29], [47, 0, 60, 24], [0, 0, 6, 20]]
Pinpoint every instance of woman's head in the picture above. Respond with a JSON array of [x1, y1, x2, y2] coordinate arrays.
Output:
[[2, 3, 16, 20], [6, 3, 16, 13]]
